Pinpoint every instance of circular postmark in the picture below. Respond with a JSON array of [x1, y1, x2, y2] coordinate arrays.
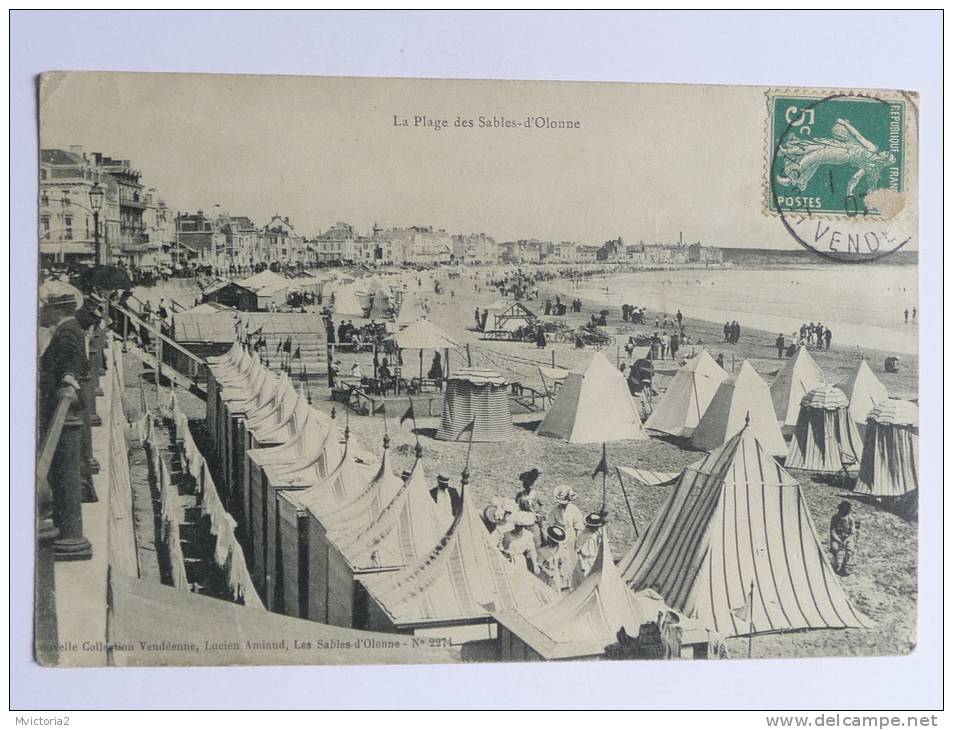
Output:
[[768, 91, 916, 263]]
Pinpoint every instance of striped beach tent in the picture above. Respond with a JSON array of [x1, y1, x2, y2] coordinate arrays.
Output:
[[436, 368, 516, 443], [690, 360, 787, 457], [619, 423, 871, 635], [536, 351, 647, 443], [493, 532, 723, 661], [855, 400, 919, 499], [770, 347, 825, 429], [785, 385, 864, 473], [360, 489, 557, 639], [326, 447, 452, 577], [837, 359, 889, 429], [644, 349, 729, 437]]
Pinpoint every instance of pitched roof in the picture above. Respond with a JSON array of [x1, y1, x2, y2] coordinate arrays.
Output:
[[361, 489, 558, 626], [690, 360, 787, 456], [327, 452, 453, 572], [837, 359, 889, 425], [644, 349, 729, 437], [537, 351, 647, 443], [620, 425, 871, 635], [492, 533, 719, 659], [770, 347, 825, 427]]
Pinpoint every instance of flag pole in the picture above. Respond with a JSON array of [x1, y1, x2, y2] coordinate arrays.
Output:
[[615, 467, 639, 538], [463, 419, 476, 474], [747, 579, 755, 659], [600, 442, 608, 517]]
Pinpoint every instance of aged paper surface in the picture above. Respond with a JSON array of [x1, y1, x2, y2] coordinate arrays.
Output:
[[35, 72, 919, 667]]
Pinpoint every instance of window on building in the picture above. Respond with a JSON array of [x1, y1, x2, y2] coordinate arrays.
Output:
[[41, 190, 49, 207], [62, 190, 71, 207], [64, 215, 73, 240], [40, 217, 50, 240]]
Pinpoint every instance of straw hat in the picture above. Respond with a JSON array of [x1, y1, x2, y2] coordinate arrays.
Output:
[[512, 511, 536, 527], [545, 525, 567, 543], [585, 512, 607, 528], [553, 485, 577, 504]]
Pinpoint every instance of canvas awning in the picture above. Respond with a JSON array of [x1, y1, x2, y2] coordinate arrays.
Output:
[[393, 319, 460, 350]]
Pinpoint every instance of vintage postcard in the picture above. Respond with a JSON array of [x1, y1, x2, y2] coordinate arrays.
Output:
[[35, 72, 919, 668]]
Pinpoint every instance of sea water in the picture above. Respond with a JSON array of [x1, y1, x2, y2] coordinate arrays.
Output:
[[564, 265, 919, 356]]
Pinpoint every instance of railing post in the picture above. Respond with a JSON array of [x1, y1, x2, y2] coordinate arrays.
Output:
[[35, 472, 59, 665], [52, 391, 93, 562], [80, 371, 101, 481]]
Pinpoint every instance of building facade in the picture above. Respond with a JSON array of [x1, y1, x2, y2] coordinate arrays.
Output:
[[39, 147, 121, 265]]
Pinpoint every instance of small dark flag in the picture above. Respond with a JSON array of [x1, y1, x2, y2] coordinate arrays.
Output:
[[252, 325, 263, 337], [460, 419, 475, 436], [292, 346, 301, 360], [283, 336, 292, 353], [591, 443, 609, 479], [275, 339, 282, 354], [399, 400, 415, 427]]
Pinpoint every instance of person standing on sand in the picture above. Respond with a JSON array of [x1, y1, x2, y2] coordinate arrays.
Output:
[[670, 332, 680, 360], [904, 308, 909, 323], [776, 333, 785, 359], [830, 501, 857, 577], [724, 322, 731, 343], [824, 327, 832, 350], [912, 307, 917, 323], [474, 308, 481, 330], [676, 309, 683, 329]]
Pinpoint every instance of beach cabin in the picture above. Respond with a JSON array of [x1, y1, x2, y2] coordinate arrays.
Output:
[[360, 491, 557, 643]]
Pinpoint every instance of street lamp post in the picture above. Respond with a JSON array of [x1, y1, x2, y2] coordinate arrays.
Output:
[[88, 182, 105, 265]]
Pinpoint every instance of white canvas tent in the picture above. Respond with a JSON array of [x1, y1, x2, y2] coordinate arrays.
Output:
[[644, 349, 728, 437], [619, 424, 871, 636], [536, 351, 647, 443], [785, 385, 864, 473], [837, 359, 889, 428], [770, 346, 825, 429], [492, 532, 724, 661], [690, 360, 787, 457]]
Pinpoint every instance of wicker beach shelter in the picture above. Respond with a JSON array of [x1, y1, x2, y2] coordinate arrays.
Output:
[[785, 385, 864, 473], [691, 360, 787, 457], [436, 367, 516, 442], [644, 349, 728, 437], [837, 359, 889, 430], [770, 346, 825, 429], [855, 399, 919, 499], [537, 351, 647, 443], [620, 424, 871, 636]]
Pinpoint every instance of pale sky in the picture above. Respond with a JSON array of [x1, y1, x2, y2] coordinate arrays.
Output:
[[39, 72, 825, 247]]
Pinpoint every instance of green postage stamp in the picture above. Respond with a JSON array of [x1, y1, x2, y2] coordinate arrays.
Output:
[[767, 92, 907, 217]]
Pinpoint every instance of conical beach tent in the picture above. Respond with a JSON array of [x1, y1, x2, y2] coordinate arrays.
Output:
[[690, 361, 787, 457], [837, 359, 888, 428], [619, 424, 871, 635], [395, 290, 426, 326], [785, 385, 864, 473], [855, 400, 919, 499], [360, 489, 557, 637], [644, 349, 728, 437], [537, 352, 646, 443], [492, 532, 724, 660], [332, 283, 366, 317], [436, 368, 516, 442], [771, 346, 825, 429]]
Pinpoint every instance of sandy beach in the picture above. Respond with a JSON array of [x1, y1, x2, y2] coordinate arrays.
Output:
[[156, 264, 918, 660], [320, 265, 919, 659]]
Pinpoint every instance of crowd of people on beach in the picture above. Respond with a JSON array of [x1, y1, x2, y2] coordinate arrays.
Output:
[[453, 469, 608, 592]]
